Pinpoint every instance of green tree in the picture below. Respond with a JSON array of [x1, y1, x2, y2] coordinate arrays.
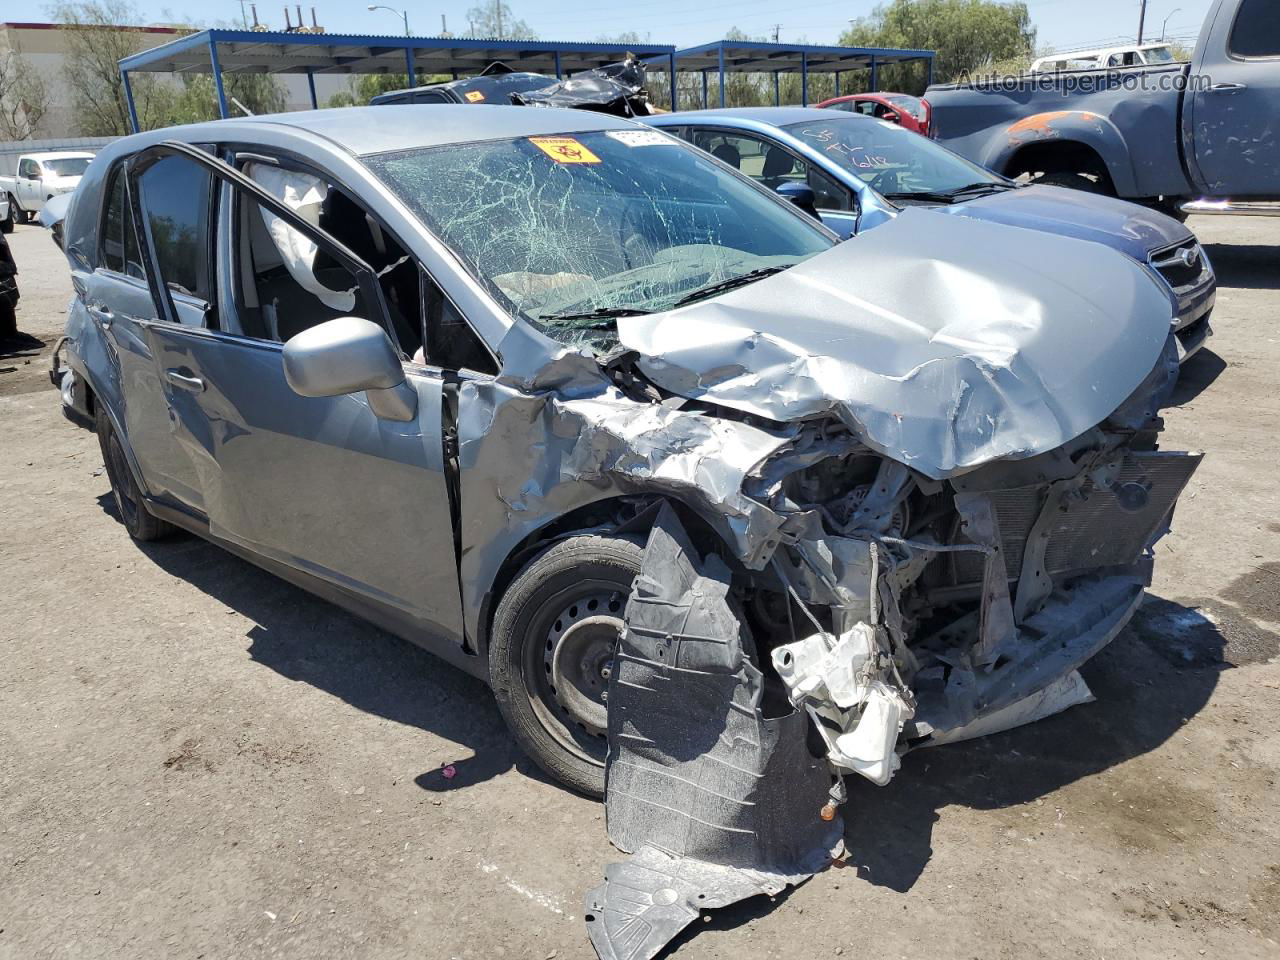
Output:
[[0, 50, 49, 139], [326, 72, 453, 107], [465, 0, 537, 40], [165, 71, 286, 123], [841, 0, 1036, 91], [51, 2, 288, 132], [50, 0, 175, 135]]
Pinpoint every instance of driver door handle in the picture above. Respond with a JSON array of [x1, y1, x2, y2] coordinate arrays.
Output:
[[1208, 81, 1246, 92], [165, 369, 205, 393]]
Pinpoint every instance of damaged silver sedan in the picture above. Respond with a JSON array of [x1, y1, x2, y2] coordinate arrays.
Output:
[[54, 105, 1198, 958]]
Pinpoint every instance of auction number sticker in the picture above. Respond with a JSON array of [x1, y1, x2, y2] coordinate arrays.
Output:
[[464, 90, 486, 102], [528, 136, 601, 163], [606, 130, 673, 147]]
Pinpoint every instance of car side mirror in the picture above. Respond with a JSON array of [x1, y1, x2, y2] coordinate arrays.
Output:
[[776, 181, 819, 219], [25, 170, 40, 181], [882, 110, 901, 123], [282, 317, 417, 422]]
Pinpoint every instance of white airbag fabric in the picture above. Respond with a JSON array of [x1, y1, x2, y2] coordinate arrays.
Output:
[[245, 162, 356, 313]]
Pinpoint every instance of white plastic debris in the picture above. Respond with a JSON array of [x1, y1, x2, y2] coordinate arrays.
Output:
[[772, 623, 913, 786]]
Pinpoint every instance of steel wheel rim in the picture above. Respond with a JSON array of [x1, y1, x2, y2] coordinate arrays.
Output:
[[522, 584, 626, 767]]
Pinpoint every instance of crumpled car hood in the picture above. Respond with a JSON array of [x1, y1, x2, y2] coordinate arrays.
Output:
[[618, 207, 1174, 479], [939, 184, 1191, 261]]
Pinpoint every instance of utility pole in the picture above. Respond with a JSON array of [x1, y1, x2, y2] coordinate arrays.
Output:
[[1137, 0, 1148, 42], [495, 0, 504, 39], [772, 24, 781, 42]]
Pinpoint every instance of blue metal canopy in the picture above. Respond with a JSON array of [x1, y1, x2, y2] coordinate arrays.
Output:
[[117, 29, 679, 131], [667, 39, 936, 107]]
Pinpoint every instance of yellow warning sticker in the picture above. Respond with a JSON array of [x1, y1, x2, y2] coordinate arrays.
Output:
[[528, 136, 601, 164], [464, 90, 486, 102]]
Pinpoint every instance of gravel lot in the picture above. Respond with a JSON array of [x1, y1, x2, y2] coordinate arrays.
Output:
[[2, 216, 1278, 960]]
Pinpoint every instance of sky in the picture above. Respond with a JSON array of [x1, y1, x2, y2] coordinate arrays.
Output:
[[113, 0, 1215, 55]]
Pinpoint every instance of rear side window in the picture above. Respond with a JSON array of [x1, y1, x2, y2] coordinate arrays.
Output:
[[101, 168, 145, 279], [1230, 0, 1280, 57], [136, 155, 214, 302]]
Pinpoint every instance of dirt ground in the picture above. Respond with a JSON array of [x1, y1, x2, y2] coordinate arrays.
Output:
[[2, 215, 1278, 960]]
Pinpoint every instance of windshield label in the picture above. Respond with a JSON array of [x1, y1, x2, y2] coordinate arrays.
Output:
[[606, 130, 673, 148], [464, 90, 486, 102], [528, 136, 601, 164]]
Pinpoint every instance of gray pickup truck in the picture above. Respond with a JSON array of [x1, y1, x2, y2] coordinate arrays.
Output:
[[924, 0, 1279, 218]]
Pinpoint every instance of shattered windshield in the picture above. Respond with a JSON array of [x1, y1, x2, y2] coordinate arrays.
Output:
[[783, 117, 1003, 197], [364, 130, 832, 349]]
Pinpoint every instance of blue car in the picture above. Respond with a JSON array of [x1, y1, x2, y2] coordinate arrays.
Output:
[[645, 107, 1214, 361]]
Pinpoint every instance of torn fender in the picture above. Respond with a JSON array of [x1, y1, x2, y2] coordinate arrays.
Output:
[[618, 208, 1175, 480], [455, 374, 799, 644]]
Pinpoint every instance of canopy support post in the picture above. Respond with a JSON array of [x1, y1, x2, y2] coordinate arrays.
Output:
[[718, 44, 726, 107], [121, 68, 140, 132], [209, 37, 228, 118]]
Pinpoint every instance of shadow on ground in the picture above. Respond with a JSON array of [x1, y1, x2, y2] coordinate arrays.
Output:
[[1170, 347, 1226, 406], [840, 593, 1236, 893], [97, 494, 552, 794], [99, 498, 1251, 928], [0, 330, 45, 360], [1201, 243, 1280, 291]]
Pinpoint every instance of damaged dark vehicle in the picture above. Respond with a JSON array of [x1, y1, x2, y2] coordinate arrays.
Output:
[[53, 105, 1198, 959], [371, 57, 653, 117]]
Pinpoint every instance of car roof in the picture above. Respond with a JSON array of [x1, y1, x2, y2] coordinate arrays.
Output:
[[179, 105, 644, 157], [649, 106, 872, 127]]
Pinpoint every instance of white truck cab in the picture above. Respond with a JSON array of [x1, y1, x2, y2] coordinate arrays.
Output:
[[1, 151, 95, 226]]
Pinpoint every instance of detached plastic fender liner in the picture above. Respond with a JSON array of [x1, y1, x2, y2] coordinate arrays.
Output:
[[587, 503, 841, 960]]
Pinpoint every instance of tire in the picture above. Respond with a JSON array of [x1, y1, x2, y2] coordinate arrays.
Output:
[[489, 534, 644, 797], [0, 211, 12, 234], [95, 404, 176, 542], [5, 195, 23, 226], [1028, 171, 1110, 195], [0, 298, 15, 339]]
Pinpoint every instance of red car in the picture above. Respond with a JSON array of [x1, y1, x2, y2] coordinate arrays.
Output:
[[814, 92, 931, 135]]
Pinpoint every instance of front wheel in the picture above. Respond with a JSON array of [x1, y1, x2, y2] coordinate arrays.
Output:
[[489, 534, 644, 797]]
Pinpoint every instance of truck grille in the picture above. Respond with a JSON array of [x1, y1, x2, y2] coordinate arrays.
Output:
[[1150, 239, 1211, 292], [951, 451, 1202, 585]]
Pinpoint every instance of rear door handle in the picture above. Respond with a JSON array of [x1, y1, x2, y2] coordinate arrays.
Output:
[[87, 302, 113, 329], [164, 369, 205, 393], [1208, 81, 1246, 91]]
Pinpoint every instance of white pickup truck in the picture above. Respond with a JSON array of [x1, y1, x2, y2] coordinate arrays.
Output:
[[0, 151, 95, 229]]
